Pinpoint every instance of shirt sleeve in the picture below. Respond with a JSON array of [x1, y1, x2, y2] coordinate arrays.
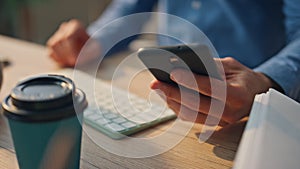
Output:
[[87, 0, 157, 55], [254, 0, 300, 102]]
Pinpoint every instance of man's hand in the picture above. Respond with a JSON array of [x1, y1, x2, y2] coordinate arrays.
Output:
[[47, 19, 92, 67], [151, 57, 275, 125]]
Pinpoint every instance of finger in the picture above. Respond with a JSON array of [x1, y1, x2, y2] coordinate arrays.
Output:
[[48, 48, 61, 62], [50, 41, 76, 67], [57, 25, 87, 66], [167, 99, 227, 126], [151, 80, 212, 114], [48, 34, 79, 67], [48, 49, 67, 67], [170, 69, 226, 100], [67, 19, 84, 35], [218, 57, 248, 73], [63, 39, 78, 66], [151, 80, 227, 123], [212, 58, 226, 80], [59, 21, 68, 30], [167, 99, 206, 124], [47, 25, 68, 47], [47, 20, 78, 48], [152, 82, 228, 125]]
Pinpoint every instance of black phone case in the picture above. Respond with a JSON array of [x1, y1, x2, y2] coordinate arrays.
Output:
[[137, 44, 221, 85]]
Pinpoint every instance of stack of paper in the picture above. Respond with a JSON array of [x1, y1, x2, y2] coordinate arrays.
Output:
[[234, 89, 300, 169]]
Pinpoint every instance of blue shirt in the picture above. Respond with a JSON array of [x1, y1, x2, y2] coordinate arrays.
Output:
[[87, 0, 300, 102]]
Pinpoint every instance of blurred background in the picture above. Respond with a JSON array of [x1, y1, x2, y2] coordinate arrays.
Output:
[[0, 0, 111, 44]]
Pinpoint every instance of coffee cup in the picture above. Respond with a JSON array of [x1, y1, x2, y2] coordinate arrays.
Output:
[[2, 74, 87, 169]]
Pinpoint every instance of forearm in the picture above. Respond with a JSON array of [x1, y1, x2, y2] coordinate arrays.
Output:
[[254, 0, 300, 101], [254, 34, 300, 101], [87, 0, 157, 55]]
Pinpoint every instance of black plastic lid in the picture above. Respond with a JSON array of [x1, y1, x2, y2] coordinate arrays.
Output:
[[2, 74, 88, 122]]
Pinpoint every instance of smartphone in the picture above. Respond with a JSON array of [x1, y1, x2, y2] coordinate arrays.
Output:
[[137, 44, 221, 85]]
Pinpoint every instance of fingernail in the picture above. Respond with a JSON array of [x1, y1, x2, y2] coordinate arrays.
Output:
[[170, 69, 182, 82], [150, 80, 159, 89]]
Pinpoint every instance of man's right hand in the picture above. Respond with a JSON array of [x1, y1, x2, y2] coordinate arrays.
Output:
[[47, 19, 91, 67]]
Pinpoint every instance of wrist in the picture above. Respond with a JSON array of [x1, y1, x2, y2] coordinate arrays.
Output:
[[256, 72, 284, 93]]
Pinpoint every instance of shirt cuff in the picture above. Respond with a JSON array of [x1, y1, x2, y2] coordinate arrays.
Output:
[[254, 58, 297, 97]]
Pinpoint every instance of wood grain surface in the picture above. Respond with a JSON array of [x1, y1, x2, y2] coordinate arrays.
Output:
[[0, 35, 246, 169]]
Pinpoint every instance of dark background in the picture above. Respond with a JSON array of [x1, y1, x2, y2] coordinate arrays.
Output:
[[0, 0, 111, 44]]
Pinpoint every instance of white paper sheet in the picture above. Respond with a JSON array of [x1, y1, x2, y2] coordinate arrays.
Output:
[[234, 89, 300, 169]]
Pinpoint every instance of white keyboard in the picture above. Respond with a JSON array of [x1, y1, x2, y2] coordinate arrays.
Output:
[[56, 69, 176, 139]]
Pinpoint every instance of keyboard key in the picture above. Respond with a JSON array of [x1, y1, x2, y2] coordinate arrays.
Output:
[[104, 113, 118, 119], [99, 108, 110, 114], [113, 117, 127, 124], [95, 118, 110, 125], [105, 123, 125, 132], [85, 113, 102, 121], [83, 110, 95, 117], [138, 113, 157, 121], [163, 109, 175, 116], [121, 122, 136, 129], [58, 69, 176, 139], [128, 113, 154, 124]]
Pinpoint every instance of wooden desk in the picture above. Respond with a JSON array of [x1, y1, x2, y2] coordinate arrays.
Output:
[[0, 35, 246, 169]]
